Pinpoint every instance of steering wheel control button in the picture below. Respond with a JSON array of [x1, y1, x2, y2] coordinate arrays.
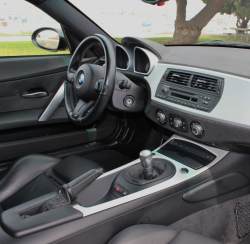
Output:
[[156, 109, 167, 125], [94, 79, 104, 91], [180, 168, 189, 174], [169, 114, 188, 132], [67, 73, 75, 83], [72, 114, 79, 119], [124, 96, 135, 108], [190, 121, 204, 138]]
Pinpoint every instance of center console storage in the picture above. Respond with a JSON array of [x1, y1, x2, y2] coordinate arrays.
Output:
[[158, 138, 216, 170]]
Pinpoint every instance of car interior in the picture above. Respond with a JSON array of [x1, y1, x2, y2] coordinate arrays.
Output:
[[1, 0, 250, 243]]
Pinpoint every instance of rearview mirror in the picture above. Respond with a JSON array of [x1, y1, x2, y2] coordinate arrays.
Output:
[[141, 0, 169, 5], [32, 28, 68, 52]]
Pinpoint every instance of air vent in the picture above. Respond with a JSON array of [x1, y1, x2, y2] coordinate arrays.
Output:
[[166, 71, 191, 86], [191, 75, 218, 92], [95, 58, 105, 66]]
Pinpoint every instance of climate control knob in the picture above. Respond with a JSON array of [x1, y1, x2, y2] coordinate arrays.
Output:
[[156, 110, 167, 125], [173, 118, 182, 128], [190, 121, 204, 138]]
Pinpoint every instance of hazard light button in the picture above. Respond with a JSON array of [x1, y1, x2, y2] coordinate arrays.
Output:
[[114, 184, 124, 194]]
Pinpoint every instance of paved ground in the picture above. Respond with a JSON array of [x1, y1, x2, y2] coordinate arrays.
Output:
[[0, 36, 31, 42]]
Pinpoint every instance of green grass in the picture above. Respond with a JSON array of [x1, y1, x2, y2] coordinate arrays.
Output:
[[0, 41, 70, 57], [0, 35, 248, 57], [0, 31, 33, 37]]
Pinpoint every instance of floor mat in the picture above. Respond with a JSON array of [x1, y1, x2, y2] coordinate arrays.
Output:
[[235, 202, 250, 239], [169, 194, 250, 244], [81, 150, 133, 171]]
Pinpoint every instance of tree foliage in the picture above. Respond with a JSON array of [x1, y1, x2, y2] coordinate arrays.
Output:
[[202, 0, 250, 28]]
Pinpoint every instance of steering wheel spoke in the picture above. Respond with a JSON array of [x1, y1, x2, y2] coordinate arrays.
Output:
[[72, 99, 95, 120]]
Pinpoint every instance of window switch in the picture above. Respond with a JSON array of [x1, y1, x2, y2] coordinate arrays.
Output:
[[122, 190, 129, 196]]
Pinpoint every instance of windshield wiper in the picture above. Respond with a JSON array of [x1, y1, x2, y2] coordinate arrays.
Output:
[[194, 40, 250, 48]]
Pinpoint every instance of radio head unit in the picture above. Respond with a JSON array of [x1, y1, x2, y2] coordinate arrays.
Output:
[[155, 69, 224, 113]]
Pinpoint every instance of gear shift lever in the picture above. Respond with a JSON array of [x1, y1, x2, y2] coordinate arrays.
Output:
[[139, 150, 154, 179]]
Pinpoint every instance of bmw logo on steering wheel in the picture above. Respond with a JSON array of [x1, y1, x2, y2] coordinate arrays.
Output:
[[79, 73, 85, 85]]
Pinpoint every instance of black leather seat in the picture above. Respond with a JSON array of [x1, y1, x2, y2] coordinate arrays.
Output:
[[0, 154, 103, 211], [109, 224, 222, 244]]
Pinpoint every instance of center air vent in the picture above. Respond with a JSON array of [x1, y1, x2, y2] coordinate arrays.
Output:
[[166, 71, 191, 86], [191, 75, 218, 92]]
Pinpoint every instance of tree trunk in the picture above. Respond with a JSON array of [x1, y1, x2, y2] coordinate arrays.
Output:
[[236, 17, 250, 33], [172, 24, 202, 44], [236, 17, 249, 28], [172, 0, 227, 44]]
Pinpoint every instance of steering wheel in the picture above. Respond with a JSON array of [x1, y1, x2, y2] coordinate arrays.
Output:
[[65, 34, 116, 126]]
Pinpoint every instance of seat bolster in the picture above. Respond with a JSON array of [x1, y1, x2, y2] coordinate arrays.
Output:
[[108, 224, 177, 244], [0, 154, 61, 203], [170, 230, 222, 244]]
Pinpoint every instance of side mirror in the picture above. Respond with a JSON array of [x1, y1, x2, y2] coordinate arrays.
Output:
[[31, 27, 68, 52]]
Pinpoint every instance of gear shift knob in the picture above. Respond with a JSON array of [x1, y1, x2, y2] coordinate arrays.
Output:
[[139, 150, 154, 179]]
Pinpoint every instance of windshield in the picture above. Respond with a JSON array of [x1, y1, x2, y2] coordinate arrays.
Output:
[[69, 0, 250, 47]]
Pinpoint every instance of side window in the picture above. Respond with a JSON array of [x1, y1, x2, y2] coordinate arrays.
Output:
[[0, 0, 70, 57]]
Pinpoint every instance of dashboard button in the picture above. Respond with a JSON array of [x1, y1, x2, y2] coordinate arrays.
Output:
[[180, 168, 189, 174], [182, 126, 188, 131], [161, 86, 168, 93]]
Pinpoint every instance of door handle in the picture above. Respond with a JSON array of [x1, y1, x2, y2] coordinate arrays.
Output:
[[21, 89, 48, 98]]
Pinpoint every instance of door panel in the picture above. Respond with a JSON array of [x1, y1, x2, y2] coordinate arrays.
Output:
[[0, 55, 117, 164], [0, 114, 117, 162], [0, 107, 68, 131], [0, 55, 71, 82], [0, 72, 65, 113]]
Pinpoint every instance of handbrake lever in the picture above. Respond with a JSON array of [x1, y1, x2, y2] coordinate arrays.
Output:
[[39, 168, 103, 213], [62, 168, 103, 201]]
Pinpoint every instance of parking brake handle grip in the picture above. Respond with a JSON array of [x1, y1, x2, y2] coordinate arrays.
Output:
[[62, 168, 103, 201]]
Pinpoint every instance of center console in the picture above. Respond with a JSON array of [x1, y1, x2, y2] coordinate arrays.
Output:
[[0, 135, 228, 238]]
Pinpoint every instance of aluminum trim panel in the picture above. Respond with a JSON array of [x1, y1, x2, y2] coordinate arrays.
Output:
[[38, 82, 65, 121], [73, 135, 228, 217], [145, 63, 250, 128], [134, 47, 158, 75]]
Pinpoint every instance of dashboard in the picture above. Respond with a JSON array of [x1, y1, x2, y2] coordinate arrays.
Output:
[[88, 36, 250, 153]]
